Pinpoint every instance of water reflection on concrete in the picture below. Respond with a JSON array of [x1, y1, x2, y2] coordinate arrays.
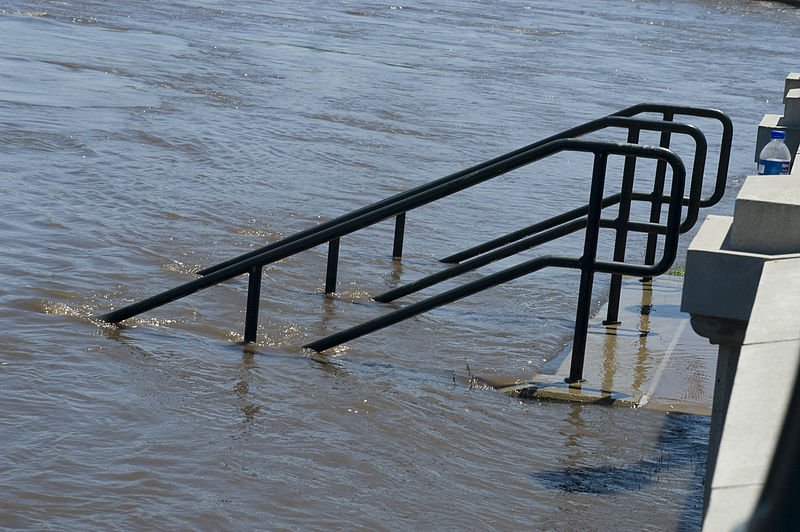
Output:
[[521, 275, 716, 415]]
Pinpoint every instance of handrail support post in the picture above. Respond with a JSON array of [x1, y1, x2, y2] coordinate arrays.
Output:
[[642, 111, 675, 282], [568, 151, 608, 383], [325, 238, 340, 295], [568, 268, 594, 383], [392, 213, 406, 259], [244, 265, 263, 343], [605, 127, 640, 325]]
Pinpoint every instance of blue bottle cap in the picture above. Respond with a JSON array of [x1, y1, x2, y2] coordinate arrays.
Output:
[[770, 130, 786, 140]]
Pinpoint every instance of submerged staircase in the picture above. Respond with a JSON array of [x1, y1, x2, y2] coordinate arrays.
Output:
[[97, 104, 732, 383]]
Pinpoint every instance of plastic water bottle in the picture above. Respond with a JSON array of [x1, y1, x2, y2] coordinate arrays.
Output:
[[758, 130, 792, 175]]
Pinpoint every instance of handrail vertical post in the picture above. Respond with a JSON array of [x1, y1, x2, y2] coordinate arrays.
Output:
[[568, 151, 608, 383], [392, 213, 406, 259], [244, 265, 262, 343], [604, 127, 640, 325], [325, 238, 340, 295], [642, 111, 675, 282]]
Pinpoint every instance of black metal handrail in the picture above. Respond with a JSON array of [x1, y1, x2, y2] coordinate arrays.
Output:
[[95, 104, 727, 385], [433, 105, 731, 325], [97, 115, 666, 330], [438, 113, 718, 264], [373, 117, 708, 304], [194, 104, 731, 279], [304, 139, 687, 384], [197, 105, 730, 327]]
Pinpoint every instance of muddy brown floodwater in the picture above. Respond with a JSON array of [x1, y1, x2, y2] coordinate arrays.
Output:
[[2, 0, 799, 529]]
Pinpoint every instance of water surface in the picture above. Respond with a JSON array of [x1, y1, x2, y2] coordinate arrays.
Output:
[[2, 0, 799, 529]]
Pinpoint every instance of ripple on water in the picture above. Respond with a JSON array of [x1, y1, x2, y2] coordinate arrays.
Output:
[[3, 0, 796, 529]]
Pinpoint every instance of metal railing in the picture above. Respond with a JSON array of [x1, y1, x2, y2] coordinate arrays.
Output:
[[371, 116, 709, 305], [431, 105, 732, 326], [303, 139, 686, 383], [96, 104, 731, 382]]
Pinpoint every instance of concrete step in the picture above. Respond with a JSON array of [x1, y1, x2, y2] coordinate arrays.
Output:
[[489, 275, 716, 414]]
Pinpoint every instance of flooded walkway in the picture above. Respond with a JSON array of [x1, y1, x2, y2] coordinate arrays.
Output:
[[483, 274, 716, 415]]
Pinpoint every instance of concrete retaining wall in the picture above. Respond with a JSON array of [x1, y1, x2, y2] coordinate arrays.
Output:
[[682, 73, 800, 530], [700, 258, 800, 530]]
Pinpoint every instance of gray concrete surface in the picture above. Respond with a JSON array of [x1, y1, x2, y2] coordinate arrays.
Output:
[[755, 72, 800, 163], [702, 258, 800, 531], [730, 175, 800, 254], [492, 274, 717, 415], [684, 74, 800, 529], [682, 215, 772, 322]]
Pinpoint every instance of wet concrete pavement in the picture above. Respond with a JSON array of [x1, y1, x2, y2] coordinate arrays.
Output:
[[492, 274, 716, 415]]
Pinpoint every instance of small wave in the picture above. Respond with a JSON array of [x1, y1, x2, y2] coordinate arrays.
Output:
[[0, 128, 94, 154], [161, 261, 204, 276], [188, 86, 243, 107], [323, 289, 373, 301], [133, 130, 177, 150], [498, 26, 566, 36], [0, 9, 48, 17], [230, 227, 286, 240], [41, 59, 129, 77], [241, 323, 308, 349], [122, 315, 179, 328], [39, 300, 90, 317], [308, 113, 429, 138], [38, 300, 123, 331]]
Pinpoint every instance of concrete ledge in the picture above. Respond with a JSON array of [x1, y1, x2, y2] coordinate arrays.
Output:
[[745, 257, 800, 344], [496, 376, 642, 407], [785, 88, 800, 125], [756, 74, 800, 163], [785, 73, 800, 103], [682, 213, 800, 322], [682, 216, 767, 321], [730, 176, 800, 254]]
